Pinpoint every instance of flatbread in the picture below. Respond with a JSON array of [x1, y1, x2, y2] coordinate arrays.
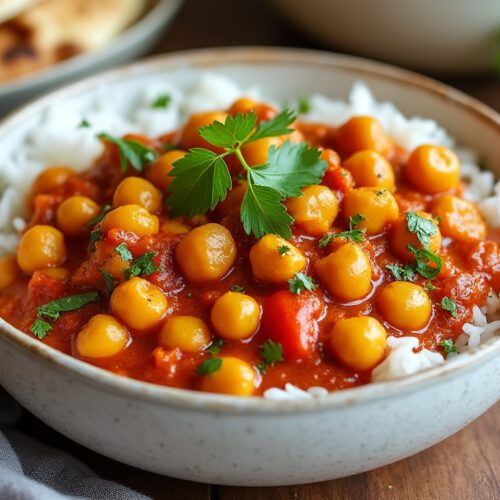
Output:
[[0, 0, 147, 82], [0, 0, 38, 24]]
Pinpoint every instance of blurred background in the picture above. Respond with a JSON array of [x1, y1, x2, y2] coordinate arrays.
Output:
[[0, 0, 499, 112]]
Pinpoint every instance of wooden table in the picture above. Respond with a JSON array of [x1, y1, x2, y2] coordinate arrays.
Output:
[[13, 0, 500, 498]]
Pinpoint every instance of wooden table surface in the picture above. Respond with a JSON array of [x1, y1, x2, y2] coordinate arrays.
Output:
[[12, 0, 500, 498]]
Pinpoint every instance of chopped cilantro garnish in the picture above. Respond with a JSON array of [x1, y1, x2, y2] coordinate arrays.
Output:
[[88, 228, 102, 252], [152, 94, 171, 109], [297, 96, 311, 114], [424, 281, 437, 292], [319, 213, 366, 247], [78, 119, 91, 128], [124, 251, 161, 279], [288, 272, 316, 295], [385, 263, 415, 282], [277, 244, 290, 256], [207, 338, 224, 355], [230, 284, 246, 293], [30, 319, 52, 339], [407, 244, 442, 279], [349, 214, 366, 228], [256, 362, 267, 375], [196, 358, 222, 375], [440, 338, 458, 358], [441, 297, 458, 318], [260, 340, 283, 366], [85, 204, 111, 228], [98, 133, 157, 173], [406, 211, 438, 247], [99, 268, 115, 294], [115, 242, 133, 261]]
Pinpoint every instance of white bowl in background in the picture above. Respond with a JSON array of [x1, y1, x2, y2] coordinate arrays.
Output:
[[271, 0, 500, 76], [0, 0, 183, 115], [0, 48, 498, 486]]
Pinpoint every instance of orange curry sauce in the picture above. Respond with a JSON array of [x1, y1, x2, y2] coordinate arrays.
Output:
[[0, 102, 498, 396]]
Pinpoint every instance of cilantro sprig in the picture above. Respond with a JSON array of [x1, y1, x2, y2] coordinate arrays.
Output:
[[319, 213, 366, 248], [30, 291, 100, 339], [167, 110, 327, 239], [385, 263, 415, 282], [98, 133, 158, 173], [124, 251, 162, 279], [407, 244, 442, 279], [260, 340, 283, 366], [288, 272, 316, 295], [406, 212, 438, 247], [440, 338, 458, 358]]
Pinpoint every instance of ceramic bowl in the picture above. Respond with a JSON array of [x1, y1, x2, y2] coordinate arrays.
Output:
[[0, 48, 498, 486], [271, 0, 500, 75], [0, 0, 184, 115]]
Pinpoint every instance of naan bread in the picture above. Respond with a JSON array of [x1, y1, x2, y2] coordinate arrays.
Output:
[[0, 0, 147, 83], [0, 0, 38, 24]]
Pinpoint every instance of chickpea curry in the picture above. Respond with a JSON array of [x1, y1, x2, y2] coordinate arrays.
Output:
[[0, 97, 498, 397]]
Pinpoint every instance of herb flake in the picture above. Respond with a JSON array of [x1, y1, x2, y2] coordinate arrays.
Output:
[[98, 133, 157, 172], [260, 340, 284, 366], [196, 358, 222, 375], [288, 272, 316, 295], [406, 211, 438, 247], [124, 251, 162, 279], [441, 297, 458, 318]]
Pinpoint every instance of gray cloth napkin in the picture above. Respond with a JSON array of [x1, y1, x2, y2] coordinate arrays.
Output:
[[0, 390, 151, 500]]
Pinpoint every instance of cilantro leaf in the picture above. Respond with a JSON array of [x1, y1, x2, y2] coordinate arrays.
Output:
[[167, 148, 232, 217], [78, 119, 91, 128], [198, 112, 256, 149], [288, 272, 316, 294], [385, 263, 415, 282], [152, 94, 171, 109], [98, 133, 157, 172], [99, 268, 115, 294], [124, 251, 161, 279], [318, 228, 366, 248], [240, 184, 293, 239], [407, 244, 442, 279], [349, 214, 366, 229], [247, 109, 296, 143], [230, 284, 246, 293], [249, 142, 326, 197], [260, 340, 283, 366], [115, 242, 133, 261], [406, 212, 437, 247], [30, 319, 52, 339], [277, 244, 290, 256], [37, 292, 101, 321], [440, 338, 458, 358], [424, 281, 437, 291], [207, 338, 224, 355], [85, 204, 111, 228], [88, 228, 102, 252], [441, 297, 458, 318], [297, 97, 310, 115], [196, 358, 222, 375]]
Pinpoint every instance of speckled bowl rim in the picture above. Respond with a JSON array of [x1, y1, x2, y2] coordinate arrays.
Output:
[[0, 47, 498, 415]]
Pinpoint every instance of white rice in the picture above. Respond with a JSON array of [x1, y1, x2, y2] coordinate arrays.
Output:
[[0, 75, 497, 398]]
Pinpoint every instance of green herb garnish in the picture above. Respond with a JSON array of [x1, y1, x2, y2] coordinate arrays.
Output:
[[207, 338, 224, 355], [30, 291, 100, 339], [319, 213, 366, 247], [440, 338, 458, 358], [115, 242, 133, 261], [196, 358, 222, 375], [407, 244, 442, 279], [260, 340, 284, 366], [256, 362, 267, 375], [277, 244, 290, 256], [288, 272, 316, 295], [441, 297, 458, 318], [424, 281, 437, 292], [124, 251, 161, 279], [98, 133, 158, 173], [406, 211, 438, 247], [88, 228, 102, 252], [385, 263, 415, 282], [167, 110, 326, 239], [297, 97, 311, 114], [230, 284, 246, 293], [152, 94, 171, 109], [78, 119, 91, 128], [99, 268, 115, 294], [85, 204, 111, 228]]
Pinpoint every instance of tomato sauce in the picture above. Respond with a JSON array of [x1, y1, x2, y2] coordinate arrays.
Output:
[[0, 111, 498, 396]]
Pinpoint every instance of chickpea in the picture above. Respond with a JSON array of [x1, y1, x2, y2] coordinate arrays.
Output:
[[110, 277, 168, 331], [99, 250, 130, 281], [112, 177, 162, 213], [200, 357, 256, 396], [378, 282, 431, 331], [390, 212, 442, 261], [336, 116, 392, 157], [432, 194, 486, 241], [33, 166, 74, 195], [211, 291, 260, 340], [249, 234, 306, 284], [315, 242, 372, 302], [330, 316, 387, 371], [0, 255, 20, 290], [56, 196, 100, 237], [76, 314, 129, 358], [405, 145, 460, 194], [160, 219, 191, 234], [240, 137, 282, 167], [180, 111, 229, 151], [343, 187, 399, 235], [101, 204, 159, 237], [228, 97, 258, 116], [39, 267, 70, 281], [285, 185, 339, 236], [343, 150, 395, 191], [159, 316, 211, 352], [217, 182, 246, 217], [176, 223, 236, 282], [145, 150, 186, 191], [17, 225, 66, 274]]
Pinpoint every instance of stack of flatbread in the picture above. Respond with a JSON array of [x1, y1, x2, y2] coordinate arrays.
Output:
[[0, 0, 147, 82]]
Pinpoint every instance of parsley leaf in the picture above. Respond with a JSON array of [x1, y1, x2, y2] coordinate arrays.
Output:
[[288, 272, 316, 294], [152, 94, 171, 109], [406, 212, 437, 247], [115, 242, 133, 261], [98, 133, 157, 172], [260, 340, 284, 366], [319, 228, 366, 247], [78, 119, 91, 128], [277, 244, 290, 256], [249, 142, 326, 197], [99, 268, 115, 294], [85, 204, 111, 228], [167, 148, 232, 217], [441, 297, 458, 318], [424, 281, 437, 291], [349, 214, 366, 228], [386, 263, 415, 282], [297, 96, 310, 115], [230, 284, 246, 293], [207, 338, 224, 355], [198, 112, 256, 149], [407, 244, 442, 279], [30, 319, 52, 339], [440, 338, 458, 358], [241, 183, 293, 239], [247, 109, 296, 143], [124, 251, 161, 279], [196, 358, 222, 375]]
